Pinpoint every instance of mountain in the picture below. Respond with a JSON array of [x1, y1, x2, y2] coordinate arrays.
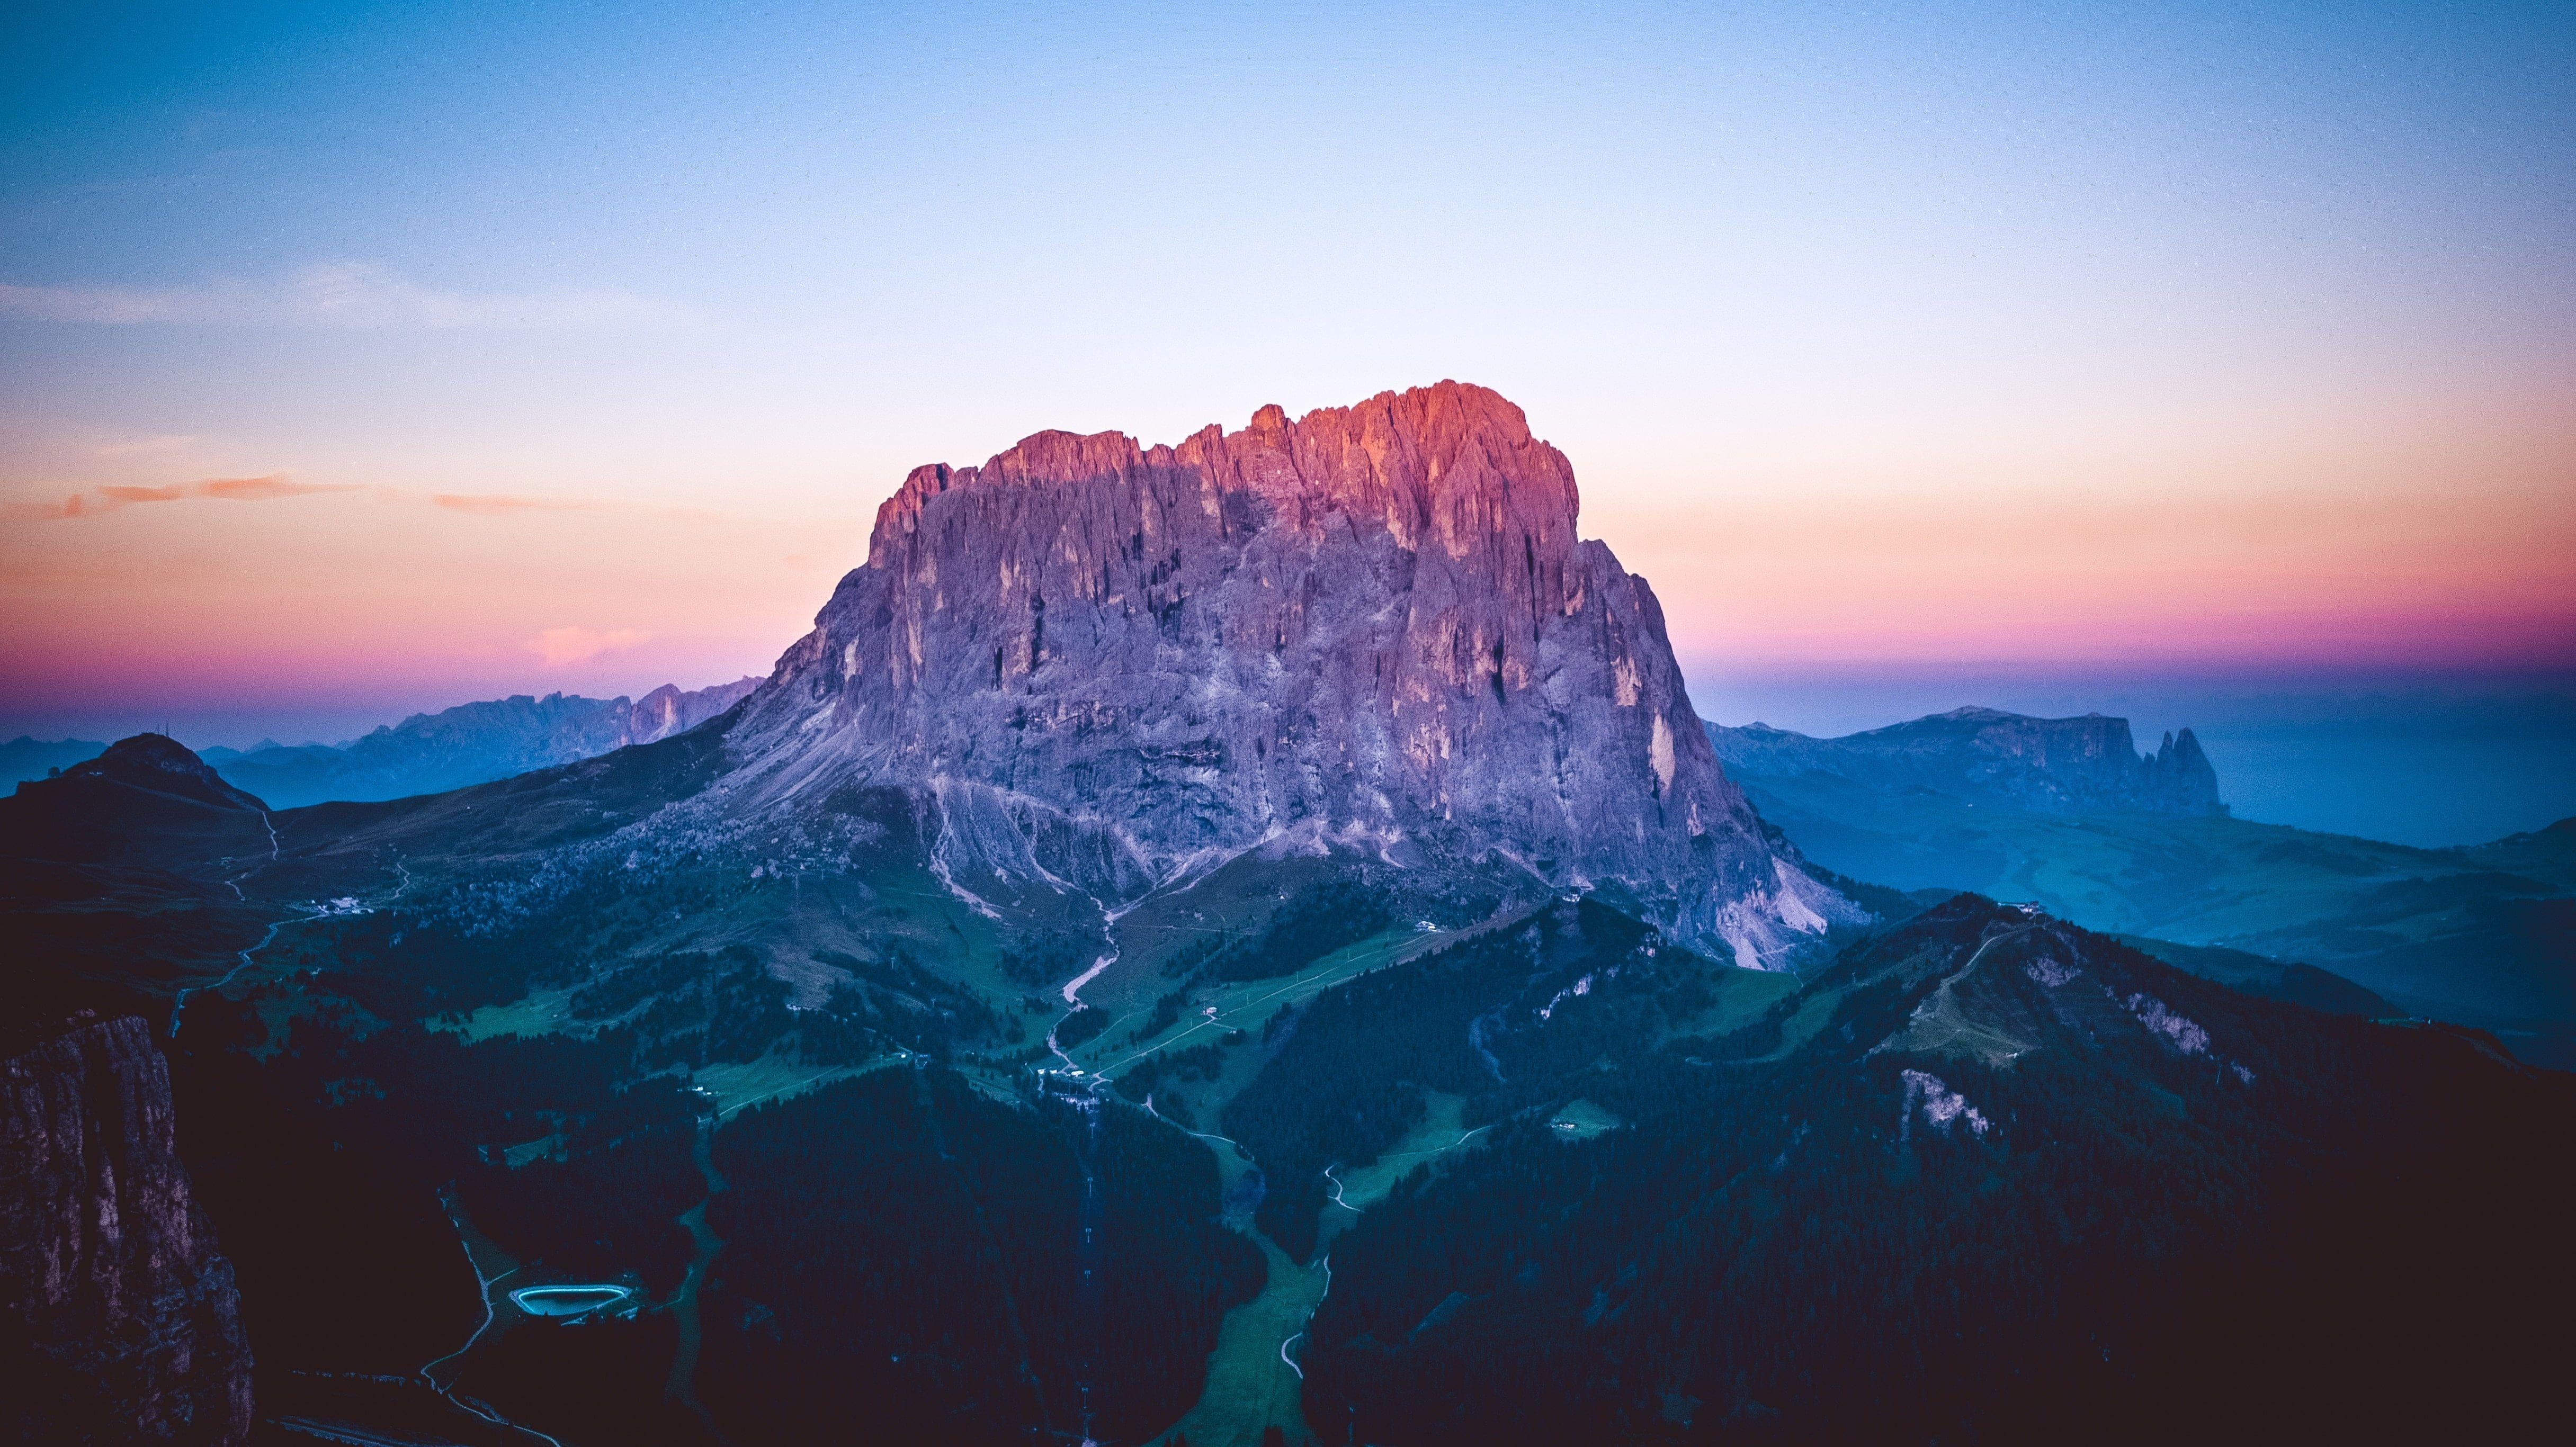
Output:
[[3, 732, 273, 866], [1710, 711, 2576, 1066], [1708, 706, 2224, 816], [2111, 933, 2396, 1018], [204, 677, 762, 808], [0, 733, 283, 1067], [732, 380, 1853, 968], [3, 1013, 256, 1446], [1293, 895, 2575, 1443], [0, 735, 109, 789], [5, 384, 2567, 1445]]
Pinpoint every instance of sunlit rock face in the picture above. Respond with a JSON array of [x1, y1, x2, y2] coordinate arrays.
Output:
[[731, 381, 1852, 965]]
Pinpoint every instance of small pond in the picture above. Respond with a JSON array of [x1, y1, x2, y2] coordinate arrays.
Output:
[[508, 1284, 634, 1318]]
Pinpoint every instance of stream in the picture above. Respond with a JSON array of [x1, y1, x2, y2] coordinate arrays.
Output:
[[664, 1107, 732, 1442], [1043, 908, 1128, 1447]]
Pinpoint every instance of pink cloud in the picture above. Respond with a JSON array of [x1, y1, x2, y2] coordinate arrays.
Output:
[[526, 626, 652, 667], [6, 473, 359, 520]]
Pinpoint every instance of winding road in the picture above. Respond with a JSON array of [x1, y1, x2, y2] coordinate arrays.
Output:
[[170, 904, 330, 1039], [419, 1191, 564, 1447], [1276, 1254, 1331, 1381]]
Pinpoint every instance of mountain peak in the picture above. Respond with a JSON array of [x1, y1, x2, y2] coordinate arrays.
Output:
[[867, 380, 1569, 571], [59, 734, 265, 812]]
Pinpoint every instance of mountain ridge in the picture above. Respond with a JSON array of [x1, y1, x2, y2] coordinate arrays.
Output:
[[1708, 705, 2225, 816], [204, 676, 760, 808]]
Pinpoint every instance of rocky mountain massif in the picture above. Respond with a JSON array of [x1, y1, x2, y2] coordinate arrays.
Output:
[[200, 676, 762, 808], [1708, 706, 2225, 815], [732, 381, 1853, 967], [2, 1014, 255, 1446]]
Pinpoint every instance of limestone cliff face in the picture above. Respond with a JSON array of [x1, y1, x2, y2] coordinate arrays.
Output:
[[1, 1015, 254, 1445], [734, 381, 1851, 965], [626, 676, 762, 743]]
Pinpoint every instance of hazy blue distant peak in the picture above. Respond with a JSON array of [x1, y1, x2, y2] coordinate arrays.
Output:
[[1709, 707, 2225, 817], [207, 676, 762, 808], [0, 736, 109, 789]]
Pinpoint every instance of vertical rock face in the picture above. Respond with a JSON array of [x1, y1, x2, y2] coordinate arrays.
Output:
[[2136, 726, 2223, 815], [733, 381, 1852, 965], [626, 676, 763, 743], [2, 1015, 254, 1446]]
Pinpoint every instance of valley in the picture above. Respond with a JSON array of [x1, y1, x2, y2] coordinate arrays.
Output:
[[5, 384, 2568, 1446]]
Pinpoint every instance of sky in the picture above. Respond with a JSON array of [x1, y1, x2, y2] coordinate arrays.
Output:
[[2, 2, 2571, 841]]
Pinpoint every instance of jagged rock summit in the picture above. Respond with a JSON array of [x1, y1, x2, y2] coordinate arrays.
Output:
[[731, 381, 1853, 966]]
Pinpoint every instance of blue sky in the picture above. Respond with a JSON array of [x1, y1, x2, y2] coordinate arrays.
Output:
[[2, 2, 2570, 842]]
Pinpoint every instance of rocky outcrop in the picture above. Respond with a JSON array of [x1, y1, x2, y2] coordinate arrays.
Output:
[[208, 676, 762, 807], [1707, 707, 2227, 817], [2, 1014, 254, 1445], [731, 381, 1854, 966], [2134, 725, 2223, 814], [627, 677, 761, 743]]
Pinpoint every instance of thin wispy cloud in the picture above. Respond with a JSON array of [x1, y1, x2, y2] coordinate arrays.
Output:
[[527, 626, 652, 667], [6, 475, 652, 525], [0, 262, 682, 330], [432, 492, 600, 516], [94, 435, 200, 457], [1, 473, 358, 522]]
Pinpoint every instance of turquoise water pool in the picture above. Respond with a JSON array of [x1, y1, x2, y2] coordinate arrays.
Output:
[[508, 1284, 634, 1318]]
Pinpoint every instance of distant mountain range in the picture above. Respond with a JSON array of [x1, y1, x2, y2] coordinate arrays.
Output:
[[1711, 708, 2576, 1065], [0, 736, 113, 790], [1710, 705, 2224, 815], [2, 677, 761, 808]]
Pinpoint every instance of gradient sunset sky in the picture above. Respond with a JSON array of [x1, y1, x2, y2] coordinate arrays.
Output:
[[4, 3, 2571, 786]]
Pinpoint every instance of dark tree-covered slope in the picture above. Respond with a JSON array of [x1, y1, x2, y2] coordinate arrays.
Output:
[[1293, 897, 2575, 1445]]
